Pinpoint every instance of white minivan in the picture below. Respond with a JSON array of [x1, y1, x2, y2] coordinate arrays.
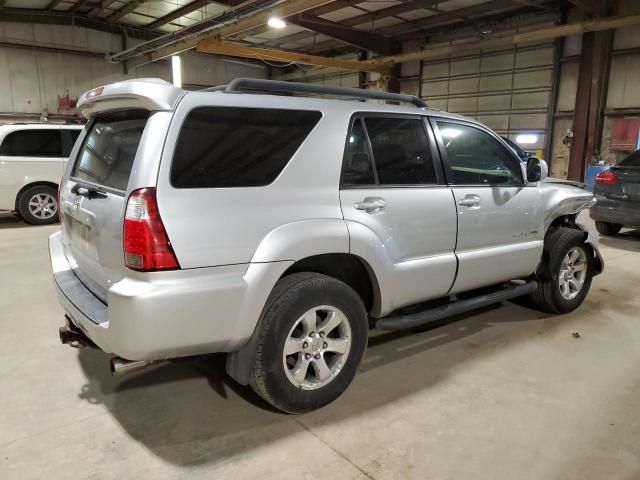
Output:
[[0, 123, 83, 224]]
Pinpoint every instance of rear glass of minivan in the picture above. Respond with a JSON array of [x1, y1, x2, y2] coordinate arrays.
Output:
[[170, 107, 322, 188], [71, 109, 149, 192]]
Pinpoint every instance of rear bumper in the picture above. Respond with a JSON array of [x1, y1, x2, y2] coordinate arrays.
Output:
[[591, 198, 640, 227], [49, 231, 291, 360]]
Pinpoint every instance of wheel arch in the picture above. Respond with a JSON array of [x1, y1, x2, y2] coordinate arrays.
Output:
[[227, 252, 382, 386], [280, 253, 382, 319], [14, 180, 59, 211], [544, 217, 604, 276]]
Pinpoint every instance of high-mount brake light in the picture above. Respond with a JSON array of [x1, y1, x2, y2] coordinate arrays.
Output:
[[85, 86, 104, 100], [123, 188, 179, 271]]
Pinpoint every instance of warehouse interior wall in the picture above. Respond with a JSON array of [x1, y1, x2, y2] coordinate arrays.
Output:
[[548, 0, 640, 177], [0, 21, 267, 123]]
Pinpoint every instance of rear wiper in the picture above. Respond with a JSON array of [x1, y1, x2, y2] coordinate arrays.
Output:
[[71, 183, 107, 199]]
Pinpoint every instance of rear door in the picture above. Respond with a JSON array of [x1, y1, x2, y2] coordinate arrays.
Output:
[[60, 110, 151, 302], [432, 119, 543, 293], [340, 114, 458, 310]]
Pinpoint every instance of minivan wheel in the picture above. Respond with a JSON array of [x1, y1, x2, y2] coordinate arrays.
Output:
[[528, 227, 594, 314], [249, 272, 368, 414], [595, 221, 622, 236], [17, 185, 59, 225]]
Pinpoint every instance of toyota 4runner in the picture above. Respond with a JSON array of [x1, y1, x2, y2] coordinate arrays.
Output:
[[50, 78, 603, 413]]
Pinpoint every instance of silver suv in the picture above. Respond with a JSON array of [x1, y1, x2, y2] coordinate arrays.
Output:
[[50, 78, 603, 413]]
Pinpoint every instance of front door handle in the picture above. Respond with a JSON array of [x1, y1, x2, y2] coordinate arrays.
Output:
[[458, 195, 481, 207], [354, 197, 386, 213]]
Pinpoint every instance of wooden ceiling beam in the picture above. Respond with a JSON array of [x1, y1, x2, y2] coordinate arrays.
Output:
[[126, 0, 337, 68], [196, 38, 388, 72]]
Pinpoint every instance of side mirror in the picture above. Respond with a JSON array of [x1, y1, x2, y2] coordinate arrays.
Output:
[[526, 157, 548, 183]]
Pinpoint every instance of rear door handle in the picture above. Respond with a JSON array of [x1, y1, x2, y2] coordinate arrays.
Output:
[[354, 198, 386, 213], [458, 195, 481, 207]]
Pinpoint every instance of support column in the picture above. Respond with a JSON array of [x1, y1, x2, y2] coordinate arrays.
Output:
[[567, 1, 614, 181]]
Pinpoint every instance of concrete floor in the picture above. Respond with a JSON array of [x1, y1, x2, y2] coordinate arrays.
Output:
[[1, 212, 639, 480]]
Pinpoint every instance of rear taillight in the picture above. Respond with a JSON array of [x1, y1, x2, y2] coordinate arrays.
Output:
[[123, 188, 179, 271], [595, 171, 618, 185]]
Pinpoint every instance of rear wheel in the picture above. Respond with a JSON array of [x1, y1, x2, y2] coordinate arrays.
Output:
[[249, 272, 368, 414], [17, 185, 59, 225], [595, 221, 622, 236], [528, 227, 594, 314]]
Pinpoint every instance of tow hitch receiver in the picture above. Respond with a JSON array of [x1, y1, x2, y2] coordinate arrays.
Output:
[[59, 317, 96, 349]]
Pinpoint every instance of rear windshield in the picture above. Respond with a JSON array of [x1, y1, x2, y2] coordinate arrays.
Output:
[[171, 107, 322, 188], [619, 150, 640, 167], [71, 110, 149, 191]]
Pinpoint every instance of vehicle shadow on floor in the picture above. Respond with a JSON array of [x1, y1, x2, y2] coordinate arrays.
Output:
[[598, 229, 640, 253], [0, 213, 29, 229], [76, 295, 621, 467]]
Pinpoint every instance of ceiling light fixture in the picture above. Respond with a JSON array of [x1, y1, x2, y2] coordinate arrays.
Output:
[[268, 16, 286, 29]]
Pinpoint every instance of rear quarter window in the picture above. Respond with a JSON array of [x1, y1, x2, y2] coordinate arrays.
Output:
[[170, 107, 322, 188]]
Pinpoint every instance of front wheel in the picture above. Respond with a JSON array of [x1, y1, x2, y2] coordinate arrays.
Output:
[[249, 272, 368, 414], [528, 227, 594, 314]]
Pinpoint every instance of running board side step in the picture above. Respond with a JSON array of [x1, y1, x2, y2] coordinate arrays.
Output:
[[375, 281, 537, 331]]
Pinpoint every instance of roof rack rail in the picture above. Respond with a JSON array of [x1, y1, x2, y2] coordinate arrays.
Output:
[[202, 78, 427, 108]]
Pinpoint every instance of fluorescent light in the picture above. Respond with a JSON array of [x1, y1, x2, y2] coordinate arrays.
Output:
[[268, 16, 286, 29], [440, 128, 462, 139], [516, 134, 537, 144], [171, 56, 182, 88]]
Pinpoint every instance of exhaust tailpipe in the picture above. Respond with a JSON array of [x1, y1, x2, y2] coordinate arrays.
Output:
[[110, 357, 158, 376]]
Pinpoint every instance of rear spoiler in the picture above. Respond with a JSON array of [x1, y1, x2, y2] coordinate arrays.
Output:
[[77, 78, 184, 117]]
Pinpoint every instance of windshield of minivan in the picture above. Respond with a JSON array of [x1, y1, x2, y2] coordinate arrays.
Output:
[[71, 109, 149, 191]]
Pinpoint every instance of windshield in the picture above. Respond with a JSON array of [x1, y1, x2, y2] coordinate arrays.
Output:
[[501, 137, 527, 159], [619, 150, 640, 167], [71, 110, 149, 191]]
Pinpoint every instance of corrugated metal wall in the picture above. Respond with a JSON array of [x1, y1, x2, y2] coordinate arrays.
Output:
[[418, 42, 555, 153], [0, 22, 267, 121]]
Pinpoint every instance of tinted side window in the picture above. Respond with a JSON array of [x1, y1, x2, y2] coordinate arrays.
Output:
[[69, 129, 81, 145], [437, 121, 523, 185], [341, 118, 375, 186], [0, 130, 63, 157], [171, 107, 322, 188], [365, 117, 437, 185]]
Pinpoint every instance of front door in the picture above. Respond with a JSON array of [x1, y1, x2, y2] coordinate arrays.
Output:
[[432, 119, 544, 293], [340, 114, 458, 312]]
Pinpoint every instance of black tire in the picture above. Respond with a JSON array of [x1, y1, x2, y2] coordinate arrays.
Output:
[[528, 227, 594, 314], [17, 185, 59, 225], [595, 221, 622, 236], [249, 272, 368, 414]]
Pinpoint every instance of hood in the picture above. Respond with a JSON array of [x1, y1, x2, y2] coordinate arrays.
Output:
[[543, 176, 587, 189]]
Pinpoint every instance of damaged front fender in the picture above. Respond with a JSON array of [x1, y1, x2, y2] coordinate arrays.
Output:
[[541, 182, 603, 275]]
